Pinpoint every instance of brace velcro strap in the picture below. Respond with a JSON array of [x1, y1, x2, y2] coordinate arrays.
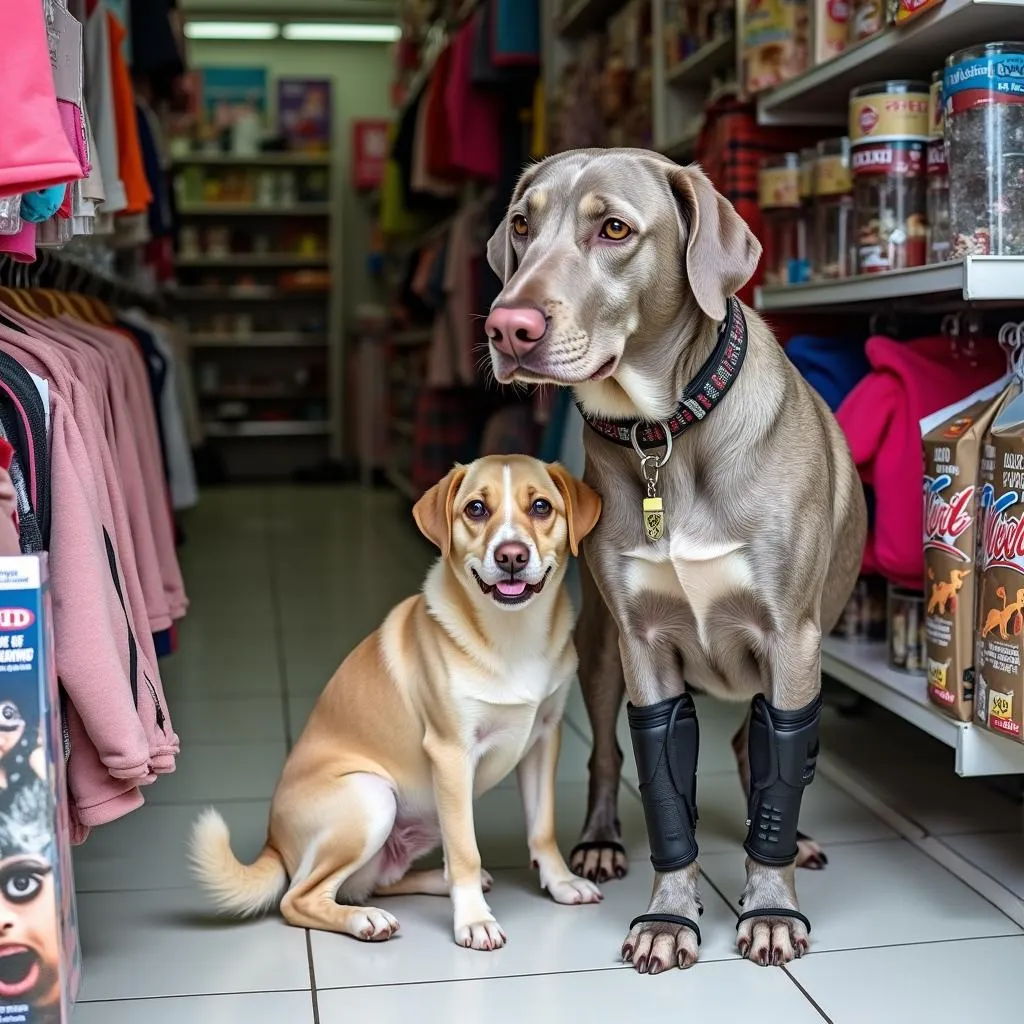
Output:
[[744, 693, 822, 867], [629, 913, 702, 946], [735, 907, 812, 935], [627, 693, 699, 873]]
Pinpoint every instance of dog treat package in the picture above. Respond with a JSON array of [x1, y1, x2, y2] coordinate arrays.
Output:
[[923, 387, 1013, 720], [742, 0, 810, 95], [975, 404, 1024, 743], [0, 556, 81, 1022]]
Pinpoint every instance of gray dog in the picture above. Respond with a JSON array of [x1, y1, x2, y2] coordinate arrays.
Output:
[[483, 149, 866, 973]]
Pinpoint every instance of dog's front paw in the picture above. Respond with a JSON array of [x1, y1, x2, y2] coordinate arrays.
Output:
[[547, 877, 602, 905], [736, 914, 809, 966], [454, 917, 507, 951], [621, 918, 699, 974]]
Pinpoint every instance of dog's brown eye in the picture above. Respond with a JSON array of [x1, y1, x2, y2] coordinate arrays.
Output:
[[600, 218, 632, 241], [511, 215, 529, 237], [530, 498, 552, 517], [465, 500, 489, 520]]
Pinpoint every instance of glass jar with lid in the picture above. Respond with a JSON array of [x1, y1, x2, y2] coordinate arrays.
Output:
[[926, 70, 950, 263], [945, 42, 1024, 257], [813, 137, 854, 279], [758, 153, 802, 286]]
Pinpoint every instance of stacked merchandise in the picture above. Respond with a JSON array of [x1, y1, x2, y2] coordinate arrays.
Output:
[[381, 0, 548, 498], [551, 2, 653, 152], [757, 41, 1024, 286]]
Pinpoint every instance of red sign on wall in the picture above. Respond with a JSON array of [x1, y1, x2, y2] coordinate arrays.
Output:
[[351, 119, 391, 190]]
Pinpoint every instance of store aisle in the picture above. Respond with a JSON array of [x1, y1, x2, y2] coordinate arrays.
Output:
[[70, 487, 1023, 1023]]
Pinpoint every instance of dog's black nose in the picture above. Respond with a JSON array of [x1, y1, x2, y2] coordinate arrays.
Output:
[[494, 541, 529, 572]]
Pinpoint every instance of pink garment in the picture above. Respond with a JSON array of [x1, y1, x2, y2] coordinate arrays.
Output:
[[0, 0, 84, 196], [1, 309, 174, 630], [0, 222, 37, 263], [0, 323, 179, 829], [445, 15, 501, 182], [836, 335, 1005, 589]]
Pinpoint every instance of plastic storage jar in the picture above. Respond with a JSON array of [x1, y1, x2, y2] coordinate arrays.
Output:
[[849, 80, 929, 272], [795, 147, 817, 283], [758, 153, 802, 285], [944, 43, 1024, 257], [813, 137, 854, 279], [926, 71, 950, 262]]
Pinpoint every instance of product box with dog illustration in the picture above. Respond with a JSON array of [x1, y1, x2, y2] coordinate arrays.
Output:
[[0, 556, 80, 1023], [923, 387, 1013, 720], [975, 413, 1024, 743]]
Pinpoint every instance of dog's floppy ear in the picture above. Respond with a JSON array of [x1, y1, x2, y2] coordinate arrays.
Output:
[[486, 162, 542, 284], [668, 164, 761, 321], [413, 465, 467, 558], [547, 463, 602, 557]]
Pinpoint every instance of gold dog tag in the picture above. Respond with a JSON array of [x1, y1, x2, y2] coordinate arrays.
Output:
[[643, 496, 665, 541]]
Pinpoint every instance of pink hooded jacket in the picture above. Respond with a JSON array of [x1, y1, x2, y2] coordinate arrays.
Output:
[[836, 335, 1005, 589]]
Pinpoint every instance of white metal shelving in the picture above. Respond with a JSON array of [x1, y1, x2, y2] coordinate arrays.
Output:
[[758, 0, 1024, 125], [756, 256, 1024, 311], [666, 33, 735, 88], [822, 637, 1024, 776]]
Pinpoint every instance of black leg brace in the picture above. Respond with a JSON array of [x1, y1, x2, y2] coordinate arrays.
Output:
[[627, 693, 699, 873], [744, 693, 822, 866]]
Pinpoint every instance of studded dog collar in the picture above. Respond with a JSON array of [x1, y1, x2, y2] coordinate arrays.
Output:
[[578, 297, 747, 450]]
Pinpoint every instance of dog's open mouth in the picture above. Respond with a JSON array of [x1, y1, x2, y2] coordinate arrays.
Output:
[[472, 568, 552, 605], [0, 946, 39, 999]]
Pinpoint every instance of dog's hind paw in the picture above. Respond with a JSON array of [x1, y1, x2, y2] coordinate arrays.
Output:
[[547, 876, 602, 905], [796, 832, 828, 870], [348, 908, 400, 942], [570, 840, 628, 883]]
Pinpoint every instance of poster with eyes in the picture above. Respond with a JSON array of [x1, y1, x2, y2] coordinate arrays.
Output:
[[0, 557, 79, 1024]]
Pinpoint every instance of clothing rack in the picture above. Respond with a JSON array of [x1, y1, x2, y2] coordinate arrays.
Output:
[[0, 250, 163, 313]]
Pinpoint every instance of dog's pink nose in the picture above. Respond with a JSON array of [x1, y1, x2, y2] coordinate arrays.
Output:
[[485, 306, 546, 357], [494, 541, 530, 571]]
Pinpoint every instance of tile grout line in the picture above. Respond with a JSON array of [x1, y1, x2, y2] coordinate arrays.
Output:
[[264, 487, 320, 1022], [782, 968, 835, 1023]]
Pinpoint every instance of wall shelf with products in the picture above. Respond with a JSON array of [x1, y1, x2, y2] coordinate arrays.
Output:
[[756, 256, 1024, 310], [823, 638, 1024, 777], [666, 32, 735, 87], [171, 149, 343, 479]]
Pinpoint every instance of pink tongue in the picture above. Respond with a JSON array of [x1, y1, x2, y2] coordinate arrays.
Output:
[[496, 579, 528, 597]]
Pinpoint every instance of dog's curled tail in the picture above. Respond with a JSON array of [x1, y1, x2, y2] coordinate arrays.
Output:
[[189, 807, 286, 918]]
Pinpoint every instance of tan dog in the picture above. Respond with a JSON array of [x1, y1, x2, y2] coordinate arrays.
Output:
[[190, 455, 603, 950]]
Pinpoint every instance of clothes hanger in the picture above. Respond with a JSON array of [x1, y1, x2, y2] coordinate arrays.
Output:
[[0, 259, 43, 319]]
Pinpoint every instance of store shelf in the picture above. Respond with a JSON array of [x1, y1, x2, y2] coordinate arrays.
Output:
[[758, 0, 1024, 125], [172, 152, 331, 168], [188, 333, 327, 348], [173, 287, 328, 301], [667, 34, 735, 88], [822, 636, 1024, 776], [392, 327, 433, 348], [386, 466, 418, 501], [755, 256, 1024, 311], [557, 0, 631, 37], [177, 203, 331, 217], [662, 120, 704, 162], [203, 421, 330, 438], [176, 254, 330, 268]]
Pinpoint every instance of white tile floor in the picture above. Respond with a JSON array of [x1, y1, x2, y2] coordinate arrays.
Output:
[[71, 487, 1024, 1023]]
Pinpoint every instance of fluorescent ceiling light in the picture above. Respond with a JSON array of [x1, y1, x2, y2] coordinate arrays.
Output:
[[184, 21, 280, 40], [282, 22, 400, 42]]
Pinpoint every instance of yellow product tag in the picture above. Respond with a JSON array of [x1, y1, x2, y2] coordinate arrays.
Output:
[[643, 496, 664, 542]]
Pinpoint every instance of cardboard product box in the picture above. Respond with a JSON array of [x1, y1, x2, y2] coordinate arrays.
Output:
[[975, 412, 1024, 743], [922, 388, 1012, 720], [742, 0, 809, 95], [0, 557, 80, 1023]]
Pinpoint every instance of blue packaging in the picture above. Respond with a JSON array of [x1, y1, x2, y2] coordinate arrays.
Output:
[[0, 556, 80, 1024]]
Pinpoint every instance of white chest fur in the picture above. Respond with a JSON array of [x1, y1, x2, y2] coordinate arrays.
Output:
[[623, 534, 754, 645]]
